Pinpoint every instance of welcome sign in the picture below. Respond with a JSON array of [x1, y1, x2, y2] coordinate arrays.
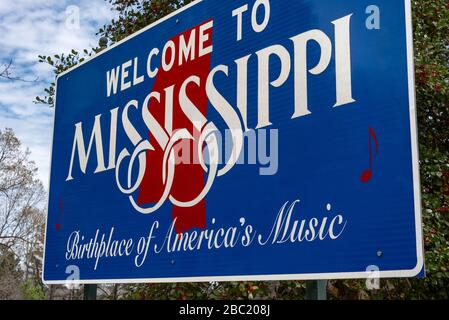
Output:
[[43, 0, 424, 284]]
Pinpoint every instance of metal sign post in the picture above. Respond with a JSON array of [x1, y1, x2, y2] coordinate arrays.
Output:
[[305, 280, 327, 300], [83, 284, 97, 300]]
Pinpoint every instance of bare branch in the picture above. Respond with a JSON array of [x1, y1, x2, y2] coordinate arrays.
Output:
[[0, 58, 39, 82]]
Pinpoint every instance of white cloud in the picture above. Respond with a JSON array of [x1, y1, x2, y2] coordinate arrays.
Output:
[[0, 0, 116, 189]]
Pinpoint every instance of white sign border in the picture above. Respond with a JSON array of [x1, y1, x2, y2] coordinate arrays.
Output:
[[42, 0, 424, 285]]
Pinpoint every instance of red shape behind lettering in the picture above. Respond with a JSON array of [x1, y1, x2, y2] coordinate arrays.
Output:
[[138, 20, 213, 234]]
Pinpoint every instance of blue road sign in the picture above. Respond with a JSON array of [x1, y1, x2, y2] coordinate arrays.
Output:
[[43, 0, 424, 284]]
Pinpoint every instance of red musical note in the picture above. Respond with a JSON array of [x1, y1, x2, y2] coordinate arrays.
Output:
[[360, 127, 379, 183]]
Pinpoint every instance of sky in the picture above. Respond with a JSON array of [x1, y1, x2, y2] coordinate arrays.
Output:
[[0, 0, 116, 189]]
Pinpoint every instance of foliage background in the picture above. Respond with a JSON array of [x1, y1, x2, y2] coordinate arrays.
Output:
[[33, 0, 449, 299]]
